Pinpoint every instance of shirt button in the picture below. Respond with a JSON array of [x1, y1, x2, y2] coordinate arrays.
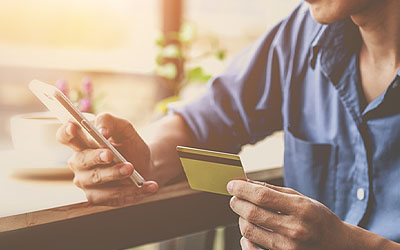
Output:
[[357, 188, 365, 201], [392, 81, 399, 88]]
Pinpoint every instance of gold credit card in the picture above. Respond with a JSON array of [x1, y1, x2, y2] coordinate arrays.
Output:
[[177, 146, 247, 196]]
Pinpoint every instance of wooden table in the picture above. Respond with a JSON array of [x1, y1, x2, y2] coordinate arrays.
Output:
[[0, 134, 284, 249]]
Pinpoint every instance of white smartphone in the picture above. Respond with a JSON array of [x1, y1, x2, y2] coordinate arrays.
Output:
[[29, 79, 145, 187]]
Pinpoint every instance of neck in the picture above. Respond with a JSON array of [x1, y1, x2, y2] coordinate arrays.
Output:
[[351, 0, 400, 70]]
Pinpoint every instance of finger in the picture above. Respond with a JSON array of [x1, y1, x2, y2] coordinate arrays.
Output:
[[239, 217, 280, 250], [227, 180, 296, 214], [73, 121, 100, 149], [68, 149, 113, 170], [73, 162, 134, 188], [85, 180, 159, 205], [140, 180, 159, 194], [95, 113, 137, 141], [230, 196, 288, 233], [240, 237, 264, 250], [56, 122, 86, 151], [57, 122, 98, 150], [247, 180, 302, 196]]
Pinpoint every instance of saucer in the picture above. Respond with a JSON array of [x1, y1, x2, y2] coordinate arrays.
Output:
[[0, 150, 73, 179]]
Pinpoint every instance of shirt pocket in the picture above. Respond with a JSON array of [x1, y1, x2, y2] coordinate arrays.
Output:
[[283, 128, 337, 210]]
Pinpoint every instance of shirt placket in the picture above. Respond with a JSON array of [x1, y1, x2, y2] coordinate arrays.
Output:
[[320, 47, 370, 225], [342, 71, 400, 225]]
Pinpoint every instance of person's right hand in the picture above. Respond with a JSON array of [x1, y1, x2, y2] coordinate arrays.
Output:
[[56, 113, 158, 206]]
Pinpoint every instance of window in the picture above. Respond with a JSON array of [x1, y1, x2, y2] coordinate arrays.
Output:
[[0, 0, 301, 149], [0, 0, 159, 73]]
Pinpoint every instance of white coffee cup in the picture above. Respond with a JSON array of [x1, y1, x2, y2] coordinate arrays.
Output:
[[10, 111, 95, 166]]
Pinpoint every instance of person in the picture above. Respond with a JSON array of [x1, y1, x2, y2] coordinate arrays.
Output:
[[57, 0, 400, 249]]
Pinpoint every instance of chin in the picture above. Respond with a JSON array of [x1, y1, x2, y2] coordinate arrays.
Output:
[[309, 5, 348, 24]]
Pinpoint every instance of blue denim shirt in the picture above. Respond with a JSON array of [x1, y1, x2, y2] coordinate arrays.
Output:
[[172, 4, 400, 242]]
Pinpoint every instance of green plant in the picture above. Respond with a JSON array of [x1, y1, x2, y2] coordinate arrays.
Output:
[[154, 22, 226, 114]]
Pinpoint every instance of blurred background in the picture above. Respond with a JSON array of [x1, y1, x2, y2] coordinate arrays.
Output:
[[0, 1, 300, 249], [0, 0, 300, 150]]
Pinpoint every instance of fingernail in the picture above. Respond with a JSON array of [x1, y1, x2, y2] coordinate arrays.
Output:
[[100, 151, 109, 162], [227, 181, 234, 194], [66, 123, 73, 136], [98, 128, 105, 135], [98, 127, 107, 137], [120, 164, 133, 176], [230, 196, 235, 206], [148, 182, 158, 192]]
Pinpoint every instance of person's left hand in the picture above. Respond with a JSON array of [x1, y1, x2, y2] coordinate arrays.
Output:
[[227, 180, 348, 250]]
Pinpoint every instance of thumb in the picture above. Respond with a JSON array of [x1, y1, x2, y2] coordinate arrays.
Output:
[[140, 181, 159, 194]]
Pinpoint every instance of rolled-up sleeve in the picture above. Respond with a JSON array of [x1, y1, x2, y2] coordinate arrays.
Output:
[[171, 22, 285, 154]]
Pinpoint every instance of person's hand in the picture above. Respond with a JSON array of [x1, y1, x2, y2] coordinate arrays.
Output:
[[56, 113, 158, 206], [227, 180, 348, 250]]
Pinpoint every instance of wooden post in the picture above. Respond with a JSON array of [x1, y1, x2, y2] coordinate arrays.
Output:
[[159, 0, 183, 96], [162, 0, 182, 37]]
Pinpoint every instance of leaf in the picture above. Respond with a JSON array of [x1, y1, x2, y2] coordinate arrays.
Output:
[[162, 44, 181, 59], [215, 49, 226, 61], [187, 67, 212, 83], [155, 31, 165, 47], [179, 22, 196, 43], [155, 63, 178, 80], [155, 53, 164, 65]]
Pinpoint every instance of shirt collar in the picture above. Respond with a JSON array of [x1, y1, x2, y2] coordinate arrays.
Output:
[[310, 18, 361, 81], [311, 19, 346, 49]]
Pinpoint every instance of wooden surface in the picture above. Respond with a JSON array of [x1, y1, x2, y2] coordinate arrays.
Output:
[[0, 132, 284, 218], [0, 181, 195, 232], [0, 167, 283, 231], [0, 132, 284, 249], [0, 184, 234, 250], [0, 169, 283, 250]]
